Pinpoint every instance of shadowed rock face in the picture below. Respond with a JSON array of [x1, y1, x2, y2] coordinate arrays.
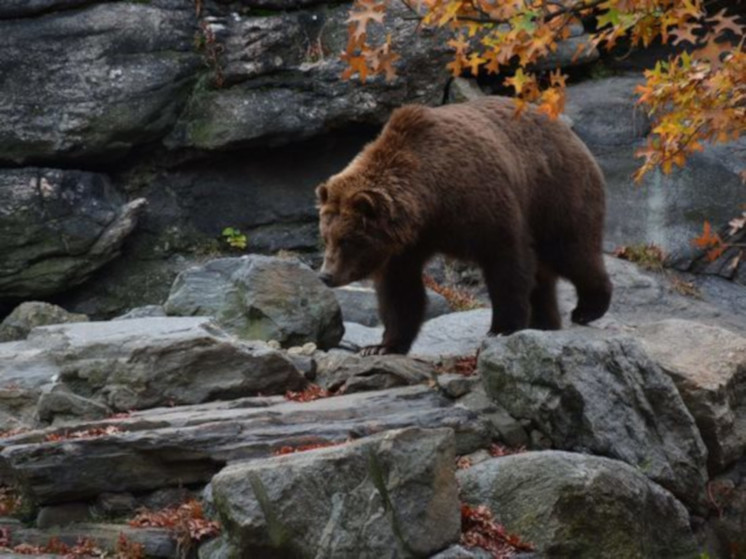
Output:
[[0, 0, 199, 165], [0, 0, 454, 314], [164, 2, 452, 151], [0, 520, 177, 559], [0, 302, 87, 343], [0, 1, 99, 18], [0, 168, 145, 301], [564, 77, 746, 260]]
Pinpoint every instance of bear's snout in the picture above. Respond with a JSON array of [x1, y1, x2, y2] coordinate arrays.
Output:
[[318, 271, 334, 287]]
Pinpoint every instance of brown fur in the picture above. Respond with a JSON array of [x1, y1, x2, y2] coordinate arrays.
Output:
[[316, 97, 612, 355]]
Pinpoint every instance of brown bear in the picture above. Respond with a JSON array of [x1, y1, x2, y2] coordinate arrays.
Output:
[[316, 96, 612, 355]]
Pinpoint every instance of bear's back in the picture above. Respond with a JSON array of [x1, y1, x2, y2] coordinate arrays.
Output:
[[379, 97, 605, 252]]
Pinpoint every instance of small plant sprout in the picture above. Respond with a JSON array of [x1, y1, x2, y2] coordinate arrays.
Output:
[[221, 227, 248, 250]]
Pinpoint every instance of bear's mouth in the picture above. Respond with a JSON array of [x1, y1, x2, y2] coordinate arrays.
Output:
[[318, 271, 336, 287]]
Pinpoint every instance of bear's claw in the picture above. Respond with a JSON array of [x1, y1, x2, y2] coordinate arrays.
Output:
[[360, 344, 406, 356], [360, 344, 390, 356]]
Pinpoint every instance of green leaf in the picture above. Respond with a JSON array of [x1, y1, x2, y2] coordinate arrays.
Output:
[[596, 8, 620, 29]]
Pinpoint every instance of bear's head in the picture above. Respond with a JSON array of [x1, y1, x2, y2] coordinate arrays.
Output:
[[315, 174, 400, 288]]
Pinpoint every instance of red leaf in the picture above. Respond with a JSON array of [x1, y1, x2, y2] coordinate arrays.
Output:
[[284, 384, 331, 402], [460, 503, 534, 557]]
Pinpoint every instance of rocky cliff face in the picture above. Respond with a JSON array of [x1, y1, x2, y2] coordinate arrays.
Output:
[[0, 0, 452, 316]]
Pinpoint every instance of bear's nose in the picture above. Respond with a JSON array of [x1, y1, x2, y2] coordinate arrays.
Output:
[[318, 272, 334, 287]]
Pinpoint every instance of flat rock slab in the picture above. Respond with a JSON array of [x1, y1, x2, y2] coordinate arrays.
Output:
[[0, 317, 306, 428], [479, 330, 708, 505], [315, 351, 435, 393], [0, 519, 176, 558], [211, 427, 460, 558], [637, 319, 746, 473], [342, 309, 492, 358], [0, 385, 489, 505], [458, 451, 698, 559]]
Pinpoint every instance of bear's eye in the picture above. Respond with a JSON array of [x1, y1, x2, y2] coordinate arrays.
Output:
[[337, 239, 359, 251]]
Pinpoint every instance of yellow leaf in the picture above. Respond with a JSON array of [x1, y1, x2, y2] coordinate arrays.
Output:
[[505, 68, 530, 95]]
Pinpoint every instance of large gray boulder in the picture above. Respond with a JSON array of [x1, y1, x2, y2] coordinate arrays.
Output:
[[565, 76, 650, 148], [0, 302, 87, 342], [166, 2, 451, 150], [458, 451, 699, 559], [0, 168, 145, 300], [637, 319, 746, 473], [165, 256, 344, 349], [0, 0, 198, 164], [479, 330, 708, 505], [210, 427, 460, 558]]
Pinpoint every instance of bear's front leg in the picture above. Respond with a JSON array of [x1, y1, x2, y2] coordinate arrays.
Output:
[[362, 254, 427, 356], [481, 247, 535, 336]]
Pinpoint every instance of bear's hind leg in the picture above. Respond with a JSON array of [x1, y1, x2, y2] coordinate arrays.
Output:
[[363, 253, 427, 356], [564, 254, 612, 325], [530, 264, 561, 330]]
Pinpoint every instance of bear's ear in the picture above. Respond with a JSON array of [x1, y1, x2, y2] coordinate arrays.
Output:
[[350, 190, 383, 219], [315, 184, 329, 205]]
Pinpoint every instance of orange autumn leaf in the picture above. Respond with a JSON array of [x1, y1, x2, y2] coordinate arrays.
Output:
[[692, 221, 722, 250], [340, 0, 744, 184]]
